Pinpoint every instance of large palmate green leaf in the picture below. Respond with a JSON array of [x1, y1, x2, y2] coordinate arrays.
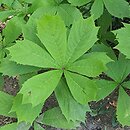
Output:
[[90, 0, 104, 20], [55, 79, 87, 122], [8, 39, 58, 68], [117, 87, 130, 126], [11, 94, 42, 123], [96, 80, 117, 101], [0, 91, 15, 117], [66, 16, 99, 63], [19, 70, 62, 107], [68, 52, 112, 77], [0, 58, 40, 76], [0, 123, 17, 130], [103, 0, 130, 18], [64, 71, 97, 104], [37, 15, 67, 67], [115, 24, 130, 59], [106, 60, 130, 83], [67, 0, 91, 6], [42, 107, 80, 129]]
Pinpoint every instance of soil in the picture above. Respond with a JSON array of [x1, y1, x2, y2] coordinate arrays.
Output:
[[1, 77, 130, 130]]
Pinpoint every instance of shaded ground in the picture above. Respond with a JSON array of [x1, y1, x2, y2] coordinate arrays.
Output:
[[1, 76, 130, 130]]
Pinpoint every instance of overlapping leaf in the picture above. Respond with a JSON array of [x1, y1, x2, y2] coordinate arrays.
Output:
[[37, 15, 67, 67], [106, 59, 130, 83], [0, 91, 15, 117], [68, 52, 112, 77], [65, 71, 97, 104], [11, 94, 43, 123], [55, 79, 88, 122], [19, 70, 62, 107], [42, 107, 80, 129], [8, 39, 58, 68], [66, 16, 99, 63]]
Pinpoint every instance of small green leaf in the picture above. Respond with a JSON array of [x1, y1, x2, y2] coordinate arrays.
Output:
[[106, 59, 130, 83], [55, 78, 87, 122], [66, 16, 99, 63], [0, 10, 16, 22], [42, 107, 80, 129], [68, 52, 112, 77], [11, 94, 42, 123], [0, 123, 17, 130], [91, 0, 104, 20], [64, 71, 97, 104], [96, 80, 117, 101], [122, 81, 130, 89], [115, 24, 130, 59], [8, 39, 58, 68], [117, 87, 130, 126], [57, 4, 82, 27], [0, 91, 15, 117], [103, 0, 130, 18], [37, 15, 67, 67], [34, 122, 44, 130], [68, 0, 91, 6], [20, 70, 62, 107], [3, 16, 23, 44]]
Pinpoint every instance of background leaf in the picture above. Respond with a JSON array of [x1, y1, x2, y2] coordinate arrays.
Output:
[[117, 87, 130, 126], [42, 107, 80, 129], [103, 0, 130, 18]]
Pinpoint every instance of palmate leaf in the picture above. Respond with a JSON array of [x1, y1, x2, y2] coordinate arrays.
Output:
[[0, 91, 15, 117], [68, 52, 112, 77], [8, 39, 58, 68], [11, 94, 43, 123], [90, 0, 104, 20], [19, 70, 62, 107], [66, 16, 99, 63], [37, 15, 67, 67], [67, 0, 91, 6], [115, 24, 130, 59], [64, 71, 97, 104], [106, 59, 130, 83], [42, 107, 80, 129], [103, 0, 130, 18], [55, 78, 88, 122], [117, 87, 130, 126]]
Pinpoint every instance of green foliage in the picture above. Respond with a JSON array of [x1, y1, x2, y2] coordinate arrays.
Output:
[[0, 0, 130, 129]]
